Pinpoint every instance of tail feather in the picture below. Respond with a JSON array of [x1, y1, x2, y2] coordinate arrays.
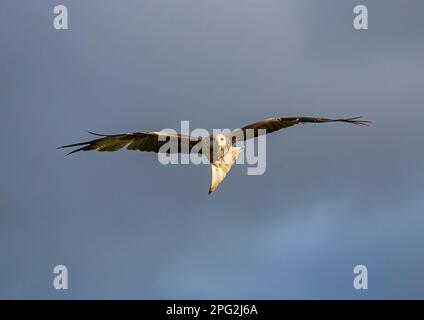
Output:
[[208, 147, 243, 195]]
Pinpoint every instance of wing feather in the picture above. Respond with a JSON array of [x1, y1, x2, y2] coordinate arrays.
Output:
[[58, 131, 201, 155], [232, 116, 370, 143]]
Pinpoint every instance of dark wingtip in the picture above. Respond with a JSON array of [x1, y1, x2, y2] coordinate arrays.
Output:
[[338, 116, 371, 127], [65, 149, 80, 156], [58, 130, 104, 154], [86, 130, 109, 137], [61, 145, 88, 156]]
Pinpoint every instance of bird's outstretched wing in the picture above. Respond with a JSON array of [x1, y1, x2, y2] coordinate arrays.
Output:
[[58, 131, 202, 155], [232, 116, 370, 143]]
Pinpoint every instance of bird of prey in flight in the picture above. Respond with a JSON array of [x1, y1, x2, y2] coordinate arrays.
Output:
[[59, 116, 370, 194]]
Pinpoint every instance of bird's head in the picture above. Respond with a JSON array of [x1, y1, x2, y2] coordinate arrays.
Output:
[[213, 133, 227, 148]]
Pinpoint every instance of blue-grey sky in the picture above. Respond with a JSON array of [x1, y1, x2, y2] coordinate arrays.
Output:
[[1, 0, 423, 299]]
